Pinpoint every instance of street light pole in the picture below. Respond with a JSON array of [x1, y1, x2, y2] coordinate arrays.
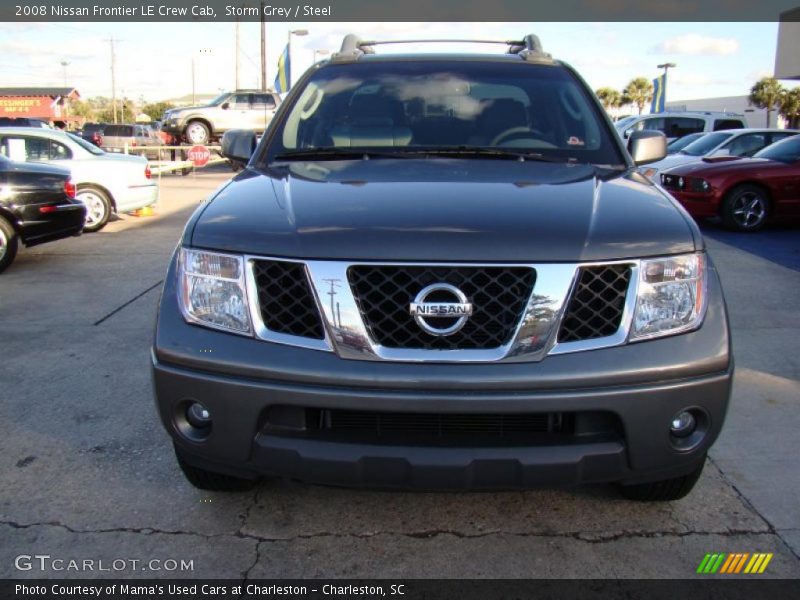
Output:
[[287, 29, 308, 89], [60, 60, 70, 87]]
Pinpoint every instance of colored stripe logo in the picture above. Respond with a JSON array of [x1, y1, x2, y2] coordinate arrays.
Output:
[[697, 553, 773, 574]]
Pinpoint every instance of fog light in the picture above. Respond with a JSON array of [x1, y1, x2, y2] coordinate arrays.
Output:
[[670, 410, 696, 438], [186, 402, 212, 429]]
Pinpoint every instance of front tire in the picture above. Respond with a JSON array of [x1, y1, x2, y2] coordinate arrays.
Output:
[[76, 186, 112, 233], [184, 121, 210, 145], [0, 216, 20, 274], [174, 445, 258, 492], [721, 184, 769, 232], [619, 456, 706, 502]]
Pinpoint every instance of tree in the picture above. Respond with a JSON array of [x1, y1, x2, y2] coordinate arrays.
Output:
[[141, 101, 176, 122], [595, 87, 622, 112], [778, 87, 800, 129], [749, 77, 785, 127], [623, 78, 654, 115]]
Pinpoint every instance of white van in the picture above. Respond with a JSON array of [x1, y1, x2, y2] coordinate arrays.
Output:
[[615, 112, 747, 143]]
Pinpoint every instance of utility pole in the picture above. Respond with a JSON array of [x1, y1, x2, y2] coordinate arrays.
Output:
[[259, 1, 266, 91], [235, 19, 240, 89], [107, 37, 118, 124], [322, 279, 341, 326], [60, 60, 70, 87], [191, 56, 196, 105]]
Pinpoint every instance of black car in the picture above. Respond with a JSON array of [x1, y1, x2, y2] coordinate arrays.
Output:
[[0, 117, 52, 129], [153, 34, 732, 501], [81, 122, 107, 147], [0, 155, 86, 273]]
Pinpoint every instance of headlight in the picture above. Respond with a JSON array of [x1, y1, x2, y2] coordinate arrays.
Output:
[[179, 248, 251, 334], [630, 253, 706, 341]]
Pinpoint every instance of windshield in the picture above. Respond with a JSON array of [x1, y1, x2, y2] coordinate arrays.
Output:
[[67, 132, 104, 155], [208, 93, 230, 107], [264, 60, 624, 165], [754, 136, 800, 162], [680, 131, 733, 156], [667, 132, 704, 153]]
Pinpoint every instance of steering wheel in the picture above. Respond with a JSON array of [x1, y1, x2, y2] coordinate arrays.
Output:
[[490, 127, 539, 147]]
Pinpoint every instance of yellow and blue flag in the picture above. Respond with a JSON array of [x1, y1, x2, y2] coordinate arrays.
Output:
[[274, 44, 290, 93], [651, 74, 666, 113]]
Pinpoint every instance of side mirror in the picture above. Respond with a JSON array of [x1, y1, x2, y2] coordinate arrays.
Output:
[[221, 102, 230, 110], [628, 130, 667, 165], [221, 129, 257, 163]]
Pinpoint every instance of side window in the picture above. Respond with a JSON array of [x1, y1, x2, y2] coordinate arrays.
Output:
[[726, 133, 767, 157], [769, 132, 795, 145], [49, 140, 72, 160], [251, 94, 277, 109], [666, 118, 705, 137], [3, 137, 50, 161], [230, 94, 251, 109], [713, 119, 746, 131]]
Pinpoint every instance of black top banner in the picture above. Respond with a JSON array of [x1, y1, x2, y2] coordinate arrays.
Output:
[[3, 0, 800, 22]]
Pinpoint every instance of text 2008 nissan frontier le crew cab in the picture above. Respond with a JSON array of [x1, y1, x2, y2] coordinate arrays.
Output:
[[152, 35, 732, 501]]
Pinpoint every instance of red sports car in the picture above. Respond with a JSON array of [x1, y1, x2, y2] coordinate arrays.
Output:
[[660, 135, 800, 231]]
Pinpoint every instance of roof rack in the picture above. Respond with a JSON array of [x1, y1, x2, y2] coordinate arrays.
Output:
[[331, 33, 553, 63]]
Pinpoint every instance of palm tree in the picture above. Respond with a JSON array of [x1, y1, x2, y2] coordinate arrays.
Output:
[[749, 77, 785, 127], [778, 87, 800, 129], [623, 78, 654, 115], [595, 87, 622, 113]]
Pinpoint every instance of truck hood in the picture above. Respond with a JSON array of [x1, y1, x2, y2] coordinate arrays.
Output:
[[190, 158, 698, 262]]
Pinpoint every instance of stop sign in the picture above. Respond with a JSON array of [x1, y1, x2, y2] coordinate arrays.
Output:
[[187, 145, 210, 167]]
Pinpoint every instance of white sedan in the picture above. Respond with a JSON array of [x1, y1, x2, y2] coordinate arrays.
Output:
[[641, 128, 798, 182], [0, 127, 158, 231]]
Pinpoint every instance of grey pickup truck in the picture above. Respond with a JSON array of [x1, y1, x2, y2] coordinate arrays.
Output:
[[152, 34, 732, 501]]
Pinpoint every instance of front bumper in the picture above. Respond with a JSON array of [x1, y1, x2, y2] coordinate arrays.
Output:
[[153, 257, 732, 490]]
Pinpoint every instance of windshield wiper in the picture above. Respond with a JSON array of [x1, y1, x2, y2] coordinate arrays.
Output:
[[273, 149, 405, 161], [273, 147, 576, 163]]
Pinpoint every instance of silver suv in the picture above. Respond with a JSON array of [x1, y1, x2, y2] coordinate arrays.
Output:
[[162, 90, 281, 145], [615, 111, 747, 143]]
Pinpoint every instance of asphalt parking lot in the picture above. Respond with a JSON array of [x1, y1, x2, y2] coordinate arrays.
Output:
[[1, 167, 799, 580]]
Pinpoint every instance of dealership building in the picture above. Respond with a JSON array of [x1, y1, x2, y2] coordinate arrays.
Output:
[[775, 8, 800, 80], [0, 87, 81, 127]]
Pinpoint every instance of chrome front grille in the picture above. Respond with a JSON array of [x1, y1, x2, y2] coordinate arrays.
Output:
[[347, 265, 536, 350], [246, 257, 639, 362]]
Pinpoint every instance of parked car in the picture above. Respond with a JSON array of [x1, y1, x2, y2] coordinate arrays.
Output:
[[666, 132, 707, 154], [615, 112, 747, 143], [0, 127, 157, 232], [153, 33, 732, 502], [660, 135, 800, 231], [0, 155, 85, 273], [81, 122, 107, 147], [0, 117, 52, 129], [642, 128, 798, 180], [161, 90, 282, 145], [101, 124, 163, 160]]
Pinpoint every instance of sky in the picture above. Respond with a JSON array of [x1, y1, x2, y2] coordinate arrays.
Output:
[[1, 21, 796, 104]]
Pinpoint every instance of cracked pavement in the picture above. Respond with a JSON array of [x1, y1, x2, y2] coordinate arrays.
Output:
[[1, 168, 798, 579]]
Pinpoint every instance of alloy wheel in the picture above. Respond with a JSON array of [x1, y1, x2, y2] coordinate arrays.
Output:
[[77, 191, 107, 228], [0, 227, 6, 261], [731, 192, 766, 229]]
